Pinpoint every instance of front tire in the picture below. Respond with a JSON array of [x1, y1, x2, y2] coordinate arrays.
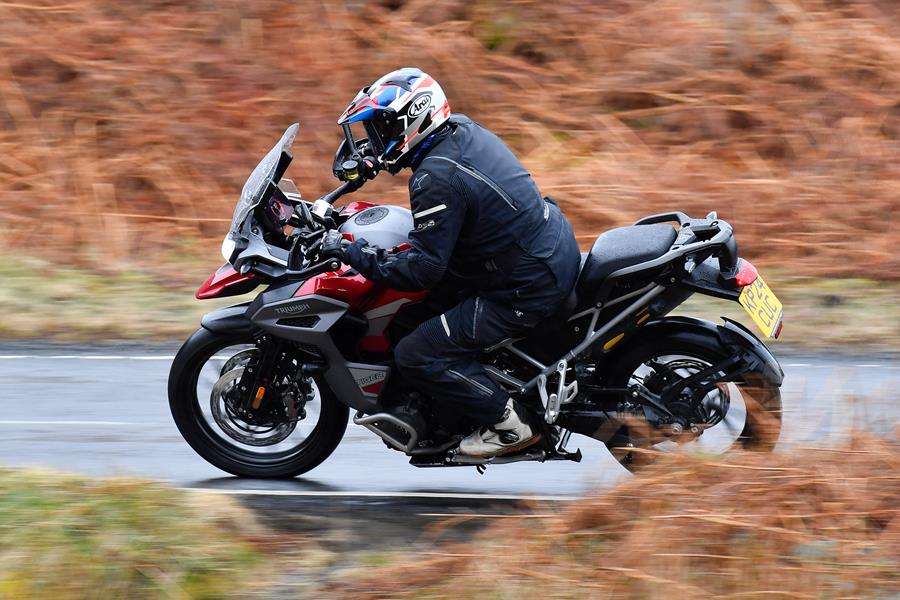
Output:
[[168, 328, 348, 478]]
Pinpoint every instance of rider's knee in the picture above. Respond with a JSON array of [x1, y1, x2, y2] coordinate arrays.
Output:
[[394, 334, 427, 375]]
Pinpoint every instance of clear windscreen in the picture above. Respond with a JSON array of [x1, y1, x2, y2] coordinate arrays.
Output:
[[227, 123, 299, 240]]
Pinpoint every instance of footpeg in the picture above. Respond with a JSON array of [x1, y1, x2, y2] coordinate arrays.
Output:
[[448, 450, 547, 467], [538, 360, 578, 424]]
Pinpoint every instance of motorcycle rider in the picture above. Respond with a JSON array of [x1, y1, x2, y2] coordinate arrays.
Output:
[[322, 68, 581, 457]]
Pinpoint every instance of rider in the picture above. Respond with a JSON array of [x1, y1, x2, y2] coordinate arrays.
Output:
[[322, 68, 581, 457]]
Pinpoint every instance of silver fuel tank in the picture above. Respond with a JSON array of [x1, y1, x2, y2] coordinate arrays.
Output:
[[339, 205, 413, 249]]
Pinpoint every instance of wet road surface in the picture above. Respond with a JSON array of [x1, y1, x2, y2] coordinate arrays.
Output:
[[4, 343, 896, 588], [0, 343, 897, 504]]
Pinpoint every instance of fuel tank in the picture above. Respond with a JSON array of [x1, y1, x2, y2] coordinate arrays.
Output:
[[339, 204, 413, 250]]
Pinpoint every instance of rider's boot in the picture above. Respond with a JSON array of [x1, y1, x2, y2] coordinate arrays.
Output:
[[458, 399, 541, 457]]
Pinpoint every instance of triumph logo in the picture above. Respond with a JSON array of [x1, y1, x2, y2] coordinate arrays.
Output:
[[274, 303, 310, 316], [407, 93, 432, 118]]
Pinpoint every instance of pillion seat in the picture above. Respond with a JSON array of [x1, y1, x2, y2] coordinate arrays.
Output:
[[576, 224, 678, 299]]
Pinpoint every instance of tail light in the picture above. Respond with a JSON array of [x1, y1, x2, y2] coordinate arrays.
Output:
[[733, 258, 759, 288]]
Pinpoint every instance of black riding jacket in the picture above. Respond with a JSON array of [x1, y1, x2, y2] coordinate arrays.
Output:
[[344, 114, 580, 312]]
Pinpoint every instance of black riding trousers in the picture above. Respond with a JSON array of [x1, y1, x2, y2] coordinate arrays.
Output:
[[394, 295, 547, 426]]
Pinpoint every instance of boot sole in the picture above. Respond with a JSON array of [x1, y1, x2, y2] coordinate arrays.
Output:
[[458, 433, 544, 459], [494, 433, 543, 457]]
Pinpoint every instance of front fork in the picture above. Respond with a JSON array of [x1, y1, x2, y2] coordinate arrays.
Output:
[[238, 336, 283, 412], [236, 337, 328, 419]]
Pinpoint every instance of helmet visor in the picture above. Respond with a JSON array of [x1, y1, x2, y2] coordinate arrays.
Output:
[[365, 111, 405, 159]]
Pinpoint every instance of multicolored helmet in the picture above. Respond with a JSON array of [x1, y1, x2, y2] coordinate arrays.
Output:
[[338, 68, 450, 173]]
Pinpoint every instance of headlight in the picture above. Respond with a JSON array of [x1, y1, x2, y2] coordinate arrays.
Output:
[[221, 237, 236, 262]]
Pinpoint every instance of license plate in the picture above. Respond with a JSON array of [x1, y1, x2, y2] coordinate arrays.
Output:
[[738, 275, 784, 338]]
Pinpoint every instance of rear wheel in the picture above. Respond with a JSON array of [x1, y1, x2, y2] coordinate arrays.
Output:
[[168, 328, 348, 478], [602, 333, 782, 471]]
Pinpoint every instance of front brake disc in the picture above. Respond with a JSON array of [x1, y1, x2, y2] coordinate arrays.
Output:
[[210, 366, 296, 446], [220, 349, 259, 376]]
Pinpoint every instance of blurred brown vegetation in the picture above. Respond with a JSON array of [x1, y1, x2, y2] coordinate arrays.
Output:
[[347, 437, 900, 598], [0, 0, 897, 278]]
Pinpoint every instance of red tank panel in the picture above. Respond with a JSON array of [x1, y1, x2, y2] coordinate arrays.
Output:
[[294, 265, 374, 304], [357, 286, 426, 353], [295, 266, 425, 353]]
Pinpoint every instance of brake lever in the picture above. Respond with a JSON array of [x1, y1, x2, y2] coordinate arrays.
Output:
[[285, 258, 342, 281], [287, 227, 326, 270], [304, 238, 323, 259], [294, 200, 314, 228], [298, 228, 326, 244]]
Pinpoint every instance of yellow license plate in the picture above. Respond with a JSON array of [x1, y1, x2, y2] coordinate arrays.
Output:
[[738, 275, 784, 338]]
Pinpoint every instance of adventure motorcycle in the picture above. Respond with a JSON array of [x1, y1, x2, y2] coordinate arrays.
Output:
[[168, 123, 785, 477]]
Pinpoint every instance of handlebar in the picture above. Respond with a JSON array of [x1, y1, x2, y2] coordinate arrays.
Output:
[[319, 179, 361, 205]]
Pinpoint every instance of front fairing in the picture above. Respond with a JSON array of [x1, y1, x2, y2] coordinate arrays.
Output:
[[196, 264, 260, 299]]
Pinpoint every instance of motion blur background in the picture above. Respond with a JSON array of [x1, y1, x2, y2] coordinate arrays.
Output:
[[0, 0, 897, 344], [0, 1, 898, 598]]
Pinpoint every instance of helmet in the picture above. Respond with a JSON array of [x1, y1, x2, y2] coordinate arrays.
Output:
[[337, 68, 450, 174]]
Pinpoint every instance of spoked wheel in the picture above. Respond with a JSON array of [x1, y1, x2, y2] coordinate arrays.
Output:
[[603, 337, 782, 471], [168, 328, 348, 478]]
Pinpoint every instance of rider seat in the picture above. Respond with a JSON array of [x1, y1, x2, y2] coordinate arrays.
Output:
[[576, 224, 677, 301]]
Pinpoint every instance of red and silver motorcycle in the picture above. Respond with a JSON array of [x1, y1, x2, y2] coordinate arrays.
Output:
[[168, 124, 786, 477]]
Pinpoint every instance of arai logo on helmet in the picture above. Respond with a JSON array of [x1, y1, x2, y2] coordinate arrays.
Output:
[[408, 93, 432, 118]]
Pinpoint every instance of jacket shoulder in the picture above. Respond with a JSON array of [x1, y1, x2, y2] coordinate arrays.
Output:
[[448, 113, 474, 126]]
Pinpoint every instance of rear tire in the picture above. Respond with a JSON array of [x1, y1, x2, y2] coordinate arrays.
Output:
[[602, 330, 782, 471], [168, 328, 348, 478]]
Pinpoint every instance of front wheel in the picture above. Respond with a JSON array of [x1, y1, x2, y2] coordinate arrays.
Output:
[[168, 328, 348, 478], [601, 331, 782, 471]]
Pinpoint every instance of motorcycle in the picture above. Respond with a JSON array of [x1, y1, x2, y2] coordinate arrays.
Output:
[[168, 123, 785, 477]]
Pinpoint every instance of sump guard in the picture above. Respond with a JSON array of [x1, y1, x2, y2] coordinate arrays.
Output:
[[249, 293, 384, 414]]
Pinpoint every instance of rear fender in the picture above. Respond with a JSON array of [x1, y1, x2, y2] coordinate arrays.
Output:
[[718, 317, 784, 386], [614, 316, 784, 387]]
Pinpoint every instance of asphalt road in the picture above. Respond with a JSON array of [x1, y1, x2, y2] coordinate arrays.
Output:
[[1, 342, 897, 502]]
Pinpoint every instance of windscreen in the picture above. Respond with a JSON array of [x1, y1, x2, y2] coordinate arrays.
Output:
[[227, 123, 299, 239]]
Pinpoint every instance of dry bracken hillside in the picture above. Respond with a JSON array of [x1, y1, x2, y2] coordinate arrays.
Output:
[[0, 0, 897, 278], [345, 437, 900, 599]]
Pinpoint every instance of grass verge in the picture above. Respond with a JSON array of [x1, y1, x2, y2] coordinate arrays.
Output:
[[344, 437, 900, 599], [0, 256, 897, 350], [0, 469, 265, 599]]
